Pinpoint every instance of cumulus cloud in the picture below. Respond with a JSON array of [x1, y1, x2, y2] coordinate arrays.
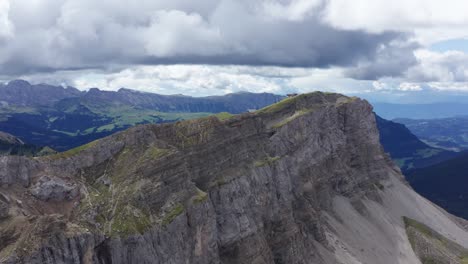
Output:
[[427, 82, 468, 91], [261, 0, 322, 21], [0, 1, 13, 41], [0, 0, 415, 80], [2, 0, 468, 100], [323, 0, 468, 44], [345, 37, 419, 80], [406, 49, 468, 82], [20, 65, 291, 96], [398, 82, 422, 91]]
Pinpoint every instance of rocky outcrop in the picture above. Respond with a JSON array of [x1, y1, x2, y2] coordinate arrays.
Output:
[[30, 176, 79, 201], [1, 92, 468, 264], [0, 192, 9, 219]]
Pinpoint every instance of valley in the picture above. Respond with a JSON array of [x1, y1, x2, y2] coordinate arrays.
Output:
[[396, 116, 468, 152], [3, 2, 468, 263], [2, 92, 468, 264]]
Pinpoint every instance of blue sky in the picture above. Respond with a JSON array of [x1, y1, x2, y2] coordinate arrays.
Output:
[[430, 39, 468, 53], [1, 0, 468, 103]]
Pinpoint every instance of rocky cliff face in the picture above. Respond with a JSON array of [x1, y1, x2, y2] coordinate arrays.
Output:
[[1, 92, 468, 264]]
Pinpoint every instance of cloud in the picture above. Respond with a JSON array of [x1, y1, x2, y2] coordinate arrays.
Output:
[[426, 82, 468, 91], [398, 82, 422, 91], [261, 0, 322, 21], [406, 49, 468, 82], [323, 0, 468, 44], [143, 10, 224, 57], [345, 37, 420, 80], [3, 0, 468, 102], [0, 0, 415, 79], [20, 65, 290, 96], [0, 1, 13, 41]]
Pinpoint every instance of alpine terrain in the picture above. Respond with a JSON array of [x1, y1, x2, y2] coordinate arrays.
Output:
[[1, 92, 468, 264]]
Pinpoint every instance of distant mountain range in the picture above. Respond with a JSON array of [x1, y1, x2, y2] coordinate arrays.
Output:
[[1, 80, 460, 176], [376, 116, 459, 172], [0, 80, 284, 150], [0, 80, 82, 107], [396, 116, 468, 151], [373, 102, 468, 119], [4, 80, 468, 246], [0, 80, 283, 113], [3, 91, 467, 264]]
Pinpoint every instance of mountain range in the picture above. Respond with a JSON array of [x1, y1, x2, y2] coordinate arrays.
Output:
[[0, 80, 458, 174], [3, 81, 468, 264], [0, 80, 283, 150], [2, 92, 468, 264]]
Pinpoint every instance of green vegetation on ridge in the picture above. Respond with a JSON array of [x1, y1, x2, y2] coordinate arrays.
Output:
[[403, 217, 468, 264]]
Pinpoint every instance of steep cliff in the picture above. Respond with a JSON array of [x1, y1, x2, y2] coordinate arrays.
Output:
[[1, 92, 468, 264]]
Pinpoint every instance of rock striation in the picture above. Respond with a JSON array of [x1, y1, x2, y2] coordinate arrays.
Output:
[[1, 92, 468, 264]]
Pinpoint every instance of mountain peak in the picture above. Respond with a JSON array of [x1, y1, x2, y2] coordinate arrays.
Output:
[[7, 79, 31, 87], [256, 91, 353, 114], [117, 87, 150, 94], [2, 92, 468, 263]]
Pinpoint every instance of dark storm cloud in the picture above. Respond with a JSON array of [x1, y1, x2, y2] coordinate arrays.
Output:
[[346, 37, 421, 80], [0, 0, 418, 79]]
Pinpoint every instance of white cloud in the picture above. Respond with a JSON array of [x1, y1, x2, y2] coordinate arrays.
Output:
[[427, 82, 468, 91], [143, 10, 224, 57], [0, 0, 413, 78], [261, 0, 322, 21], [372, 81, 388, 90], [323, 0, 468, 44], [406, 49, 468, 82], [2, 0, 468, 101], [398, 82, 422, 91], [0, 0, 13, 40], [45, 65, 287, 96]]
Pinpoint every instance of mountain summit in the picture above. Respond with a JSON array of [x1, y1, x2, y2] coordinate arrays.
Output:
[[1, 92, 468, 263]]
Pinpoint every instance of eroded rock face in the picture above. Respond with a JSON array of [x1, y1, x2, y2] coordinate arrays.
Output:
[[0, 192, 9, 219], [0, 156, 38, 187], [1, 92, 468, 264], [30, 176, 79, 201]]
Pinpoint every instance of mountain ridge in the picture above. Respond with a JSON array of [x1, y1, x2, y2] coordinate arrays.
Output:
[[1, 79, 284, 113], [1, 92, 468, 263], [0, 80, 284, 151]]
